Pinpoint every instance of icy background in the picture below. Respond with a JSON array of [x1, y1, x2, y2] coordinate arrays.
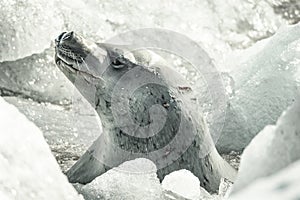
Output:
[[0, 0, 300, 199]]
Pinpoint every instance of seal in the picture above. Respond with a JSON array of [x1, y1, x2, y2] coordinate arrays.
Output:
[[54, 31, 236, 193]]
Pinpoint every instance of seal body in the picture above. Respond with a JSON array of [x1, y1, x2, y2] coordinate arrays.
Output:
[[54, 31, 236, 192]]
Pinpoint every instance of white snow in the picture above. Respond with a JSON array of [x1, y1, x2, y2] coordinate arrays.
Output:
[[230, 160, 300, 200], [0, 97, 83, 200], [230, 98, 300, 193]]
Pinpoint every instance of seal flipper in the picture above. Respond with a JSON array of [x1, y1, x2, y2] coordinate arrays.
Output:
[[66, 133, 112, 184], [66, 150, 108, 184], [66, 132, 139, 184]]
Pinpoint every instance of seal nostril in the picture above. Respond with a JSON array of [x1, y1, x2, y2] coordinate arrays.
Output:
[[56, 32, 67, 42], [62, 31, 74, 41]]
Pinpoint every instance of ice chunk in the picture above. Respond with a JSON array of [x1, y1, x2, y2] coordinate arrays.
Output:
[[0, 0, 63, 62], [216, 24, 300, 152], [230, 99, 300, 193], [162, 169, 201, 200], [161, 169, 229, 200], [0, 48, 74, 104], [4, 96, 101, 172], [75, 158, 165, 200], [0, 97, 83, 200], [230, 160, 300, 200]]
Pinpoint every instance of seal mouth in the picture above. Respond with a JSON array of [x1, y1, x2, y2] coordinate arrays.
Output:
[[55, 49, 83, 76], [55, 55, 79, 74]]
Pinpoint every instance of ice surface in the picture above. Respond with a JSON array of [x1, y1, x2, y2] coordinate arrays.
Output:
[[216, 24, 300, 152], [0, 97, 83, 200], [0, 0, 63, 62], [230, 99, 300, 193], [230, 159, 300, 200]]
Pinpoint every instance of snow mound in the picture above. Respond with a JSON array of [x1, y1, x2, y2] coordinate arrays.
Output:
[[231, 98, 300, 193], [0, 97, 83, 200], [0, 0, 63, 62]]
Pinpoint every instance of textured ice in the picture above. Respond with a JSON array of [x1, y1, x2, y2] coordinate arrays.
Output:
[[0, 0, 63, 62], [216, 24, 300, 152], [0, 97, 83, 200], [230, 160, 300, 200], [230, 99, 300, 193]]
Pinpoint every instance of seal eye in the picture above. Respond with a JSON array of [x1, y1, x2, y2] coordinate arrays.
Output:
[[112, 58, 125, 69], [112, 59, 124, 69]]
